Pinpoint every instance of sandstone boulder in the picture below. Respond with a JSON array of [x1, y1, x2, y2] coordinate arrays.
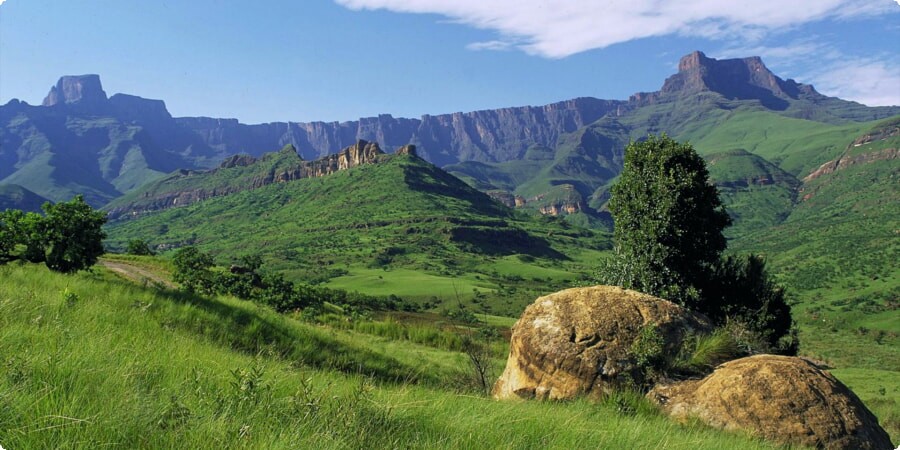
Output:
[[648, 355, 893, 449], [492, 285, 710, 401]]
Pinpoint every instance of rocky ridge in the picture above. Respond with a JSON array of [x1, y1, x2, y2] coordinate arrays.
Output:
[[106, 140, 413, 219]]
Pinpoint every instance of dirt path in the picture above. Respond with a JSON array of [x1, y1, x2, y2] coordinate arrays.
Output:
[[100, 259, 178, 289]]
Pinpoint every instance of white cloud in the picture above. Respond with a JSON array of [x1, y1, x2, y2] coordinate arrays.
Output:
[[335, 0, 898, 58], [811, 57, 900, 106], [466, 40, 515, 52]]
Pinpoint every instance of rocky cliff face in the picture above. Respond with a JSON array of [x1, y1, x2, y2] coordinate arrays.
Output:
[[42, 75, 108, 107], [630, 51, 819, 110], [176, 97, 623, 166]]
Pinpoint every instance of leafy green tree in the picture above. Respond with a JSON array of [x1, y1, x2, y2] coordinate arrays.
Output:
[[38, 196, 107, 273], [0, 211, 15, 261], [0, 209, 47, 263], [600, 136, 793, 352], [172, 246, 215, 294], [601, 135, 731, 307], [126, 239, 155, 256]]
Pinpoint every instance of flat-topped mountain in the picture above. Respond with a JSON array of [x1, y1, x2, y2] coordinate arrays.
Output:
[[640, 51, 819, 108], [42, 74, 109, 108]]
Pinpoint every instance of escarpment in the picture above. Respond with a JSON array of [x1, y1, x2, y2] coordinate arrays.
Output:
[[106, 140, 413, 219]]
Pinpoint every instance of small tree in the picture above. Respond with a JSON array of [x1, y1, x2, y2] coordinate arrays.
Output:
[[0, 209, 47, 263], [600, 135, 793, 351], [0, 210, 16, 261], [127, 239, 155, 256], [172, 246, 215, 294], [601, 135, 731, 307], [39, 196, 107, 273]]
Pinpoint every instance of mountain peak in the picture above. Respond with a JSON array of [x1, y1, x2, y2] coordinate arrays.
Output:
[[42, 74, 108, 107], [651, 51, 819, 109]]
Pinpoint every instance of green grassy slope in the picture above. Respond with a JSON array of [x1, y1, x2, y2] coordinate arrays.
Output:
[[728, 119, 899, 428], [0, 263, 788, 449], [705, 149, 800, 238], [105, 146, 304, 212], [105, 153, 610, 313]]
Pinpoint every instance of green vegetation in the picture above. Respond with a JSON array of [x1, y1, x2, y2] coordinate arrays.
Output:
[[0, 263, 785, 449], [106, 153, 610, 313], [0, 195, 106, 272], [704, 149, 799, 238], [599, 136, 794, 350], [126, 238, 155, 256]]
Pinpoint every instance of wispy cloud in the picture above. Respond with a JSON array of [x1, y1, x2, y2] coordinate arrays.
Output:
[[810, 57, 900, 106], [466, 40, 515, 52], [335, 0, 898, 58]]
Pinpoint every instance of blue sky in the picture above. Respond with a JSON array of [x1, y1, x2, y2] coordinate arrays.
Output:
[[1, 0, 898, 124]]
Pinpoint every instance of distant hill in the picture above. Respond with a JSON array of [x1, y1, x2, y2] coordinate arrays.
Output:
[[0, 184, 49, 212], [105, 141, 608, 310]]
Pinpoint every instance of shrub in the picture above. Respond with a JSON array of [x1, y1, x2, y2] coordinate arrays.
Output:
[[172, 246, 215, 294], [126, 239, 155, 256]]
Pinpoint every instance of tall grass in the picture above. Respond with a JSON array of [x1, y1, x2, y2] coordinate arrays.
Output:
[[0, 263, 785, 448]]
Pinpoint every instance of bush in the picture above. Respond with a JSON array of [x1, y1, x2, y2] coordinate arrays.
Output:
[[172, 246, 215, 294], [702, 255, 796, 353], [127, 239, 155, 256], [629, 323, 666, 382]]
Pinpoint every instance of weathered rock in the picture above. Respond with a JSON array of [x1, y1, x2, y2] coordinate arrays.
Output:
[[492, 285, 710, 401], [42, 74, 108, 107], [395, 144, 417, 157], [648, 355, 893, 450]]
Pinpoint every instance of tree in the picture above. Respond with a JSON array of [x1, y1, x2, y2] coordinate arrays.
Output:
[[127, 239, 155, 256], [601, 135, 731, 307], [0, 211, 15, 261], [0, 209, 47, 263], [40, 196, 107, 273], [172, 246, 215, 294], [600, 135, 793, 352]]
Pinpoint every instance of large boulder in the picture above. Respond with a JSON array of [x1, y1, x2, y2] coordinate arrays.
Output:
[[648, 355, 893, 450], [492, 285, 710, 400]]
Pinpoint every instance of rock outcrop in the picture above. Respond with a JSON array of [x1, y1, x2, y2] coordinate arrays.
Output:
[[492, 286, 710, 401], [649, 355, 894, 450], [106, 141, 402, 218], [629, 51, 819, 110], [42, 74, 108, 107]]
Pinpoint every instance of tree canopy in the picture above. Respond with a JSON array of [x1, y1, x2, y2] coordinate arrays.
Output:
[[603, 135, 731, 307], [600, 135, 794, 352], [0, 195, 107, 273]]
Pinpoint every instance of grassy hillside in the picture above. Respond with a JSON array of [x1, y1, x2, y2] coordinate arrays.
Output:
[[728, 118, 899, 427], [705, 149, 799, 238], [105, 153, 610, 314], [0, 263, 790, 449]]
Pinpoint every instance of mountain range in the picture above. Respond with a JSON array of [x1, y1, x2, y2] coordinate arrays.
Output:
[[3, 51, 897, 212]]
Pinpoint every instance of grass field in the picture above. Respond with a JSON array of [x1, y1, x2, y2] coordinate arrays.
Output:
[[0, 263, 794, 449]]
